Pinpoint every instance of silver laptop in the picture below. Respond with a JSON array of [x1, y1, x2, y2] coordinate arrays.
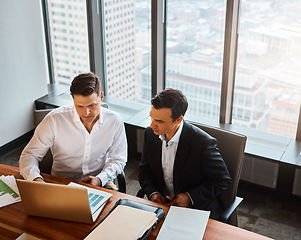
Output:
[[16, 179, 112, 224]]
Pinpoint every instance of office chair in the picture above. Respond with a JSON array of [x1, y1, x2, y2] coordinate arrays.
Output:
[[194, 123, 246, 226], [136, 123, 246, 226], [34, 108, 127, 193]]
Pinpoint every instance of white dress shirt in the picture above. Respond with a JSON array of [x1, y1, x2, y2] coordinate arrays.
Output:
[[159, 120, 184, 196], [19, 106, 127, 186]]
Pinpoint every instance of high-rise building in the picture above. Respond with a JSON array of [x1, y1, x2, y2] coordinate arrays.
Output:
[[48, 0, 138, 101], [103, 0, 136, 100], [47, 0, 90, 85]]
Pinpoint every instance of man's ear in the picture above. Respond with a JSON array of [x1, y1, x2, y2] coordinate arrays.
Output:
[[176, 115, 183, 124]]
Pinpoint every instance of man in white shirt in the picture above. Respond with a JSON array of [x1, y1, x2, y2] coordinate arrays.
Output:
[[19, 72, 127, 189]]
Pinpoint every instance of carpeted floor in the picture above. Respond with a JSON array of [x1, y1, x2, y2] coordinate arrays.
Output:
[[1, 145, 301, 240]]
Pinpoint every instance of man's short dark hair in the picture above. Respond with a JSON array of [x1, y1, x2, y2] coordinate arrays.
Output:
[[151, 88, 188, 121], [70, 72, 101, 96]]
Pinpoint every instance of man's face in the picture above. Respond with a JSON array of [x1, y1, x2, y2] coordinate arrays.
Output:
[[149, 106, 182, 138], [73, 92, 103, 126]]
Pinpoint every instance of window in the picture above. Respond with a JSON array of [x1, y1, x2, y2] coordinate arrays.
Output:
[[102, 0, 151, 102], [233, 0, 301, 139], [165, 0, 227, 123], [47, 0, 90, 85], [44, 0, 301, 147]]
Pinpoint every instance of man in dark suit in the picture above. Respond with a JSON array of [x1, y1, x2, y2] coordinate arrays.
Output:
[[139, 88, 231, 219]]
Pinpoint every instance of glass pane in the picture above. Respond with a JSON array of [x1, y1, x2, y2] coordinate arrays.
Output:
[[233, 0, 301, 138], [103, 0, 151, 102], [47, 0, 90, 85], [165, 0, 227, 122]]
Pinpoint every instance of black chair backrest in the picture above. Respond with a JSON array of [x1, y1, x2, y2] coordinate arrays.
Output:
[[193, 123, 246, 209]]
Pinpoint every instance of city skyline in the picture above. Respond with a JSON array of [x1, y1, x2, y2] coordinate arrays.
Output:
[[47, 0, 301, 139]]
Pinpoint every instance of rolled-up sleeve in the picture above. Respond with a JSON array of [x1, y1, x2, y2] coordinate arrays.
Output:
[[96, 119, 127, 186], [19, 115, 54, 181]]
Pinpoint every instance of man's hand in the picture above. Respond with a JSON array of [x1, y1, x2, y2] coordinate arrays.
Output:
[[166, 193, 191, 208], [33, 177, 45, 183], [81, 176, 102, 186], [150, 193, 166, 204]]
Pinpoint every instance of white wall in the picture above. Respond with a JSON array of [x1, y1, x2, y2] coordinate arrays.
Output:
[[0, 0, 49, 147]]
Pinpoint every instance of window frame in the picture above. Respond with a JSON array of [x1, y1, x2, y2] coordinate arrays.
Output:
[[41, 0, 55, 84]]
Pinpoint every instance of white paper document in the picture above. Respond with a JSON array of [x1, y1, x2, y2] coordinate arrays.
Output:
[[84, 205, 158, 240], [16, 233, 42, 240], [157, 206, 210, 240], [0, 175, 21, 208]]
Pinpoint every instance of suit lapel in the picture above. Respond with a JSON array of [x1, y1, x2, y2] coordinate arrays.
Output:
[[173, 121, 192, 191], [149, 129, 164, 183]]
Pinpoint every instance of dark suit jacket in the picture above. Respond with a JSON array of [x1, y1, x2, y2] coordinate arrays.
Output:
[[139, 121, 231, 217]]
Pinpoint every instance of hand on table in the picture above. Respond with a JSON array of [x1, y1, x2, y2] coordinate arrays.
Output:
[[150, 193, 166, 204], [81, 176, 102, 186], [166, 193, 191, 208], [33, 177, 45, 183]]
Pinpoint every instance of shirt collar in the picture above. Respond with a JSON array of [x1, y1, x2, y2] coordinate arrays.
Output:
[[73, 106, 103, 126], [73, 106, 81, 122], [159, 120, 184, 145], [98, 108, 103, 125]]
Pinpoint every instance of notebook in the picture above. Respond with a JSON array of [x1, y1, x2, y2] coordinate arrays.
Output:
[[16, 179, 112, 224]]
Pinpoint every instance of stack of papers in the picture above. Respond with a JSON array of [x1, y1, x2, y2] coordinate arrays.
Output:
[[0, 175, 21, 208], [85, 205, 158, 240], [157, 206, 210, 240]]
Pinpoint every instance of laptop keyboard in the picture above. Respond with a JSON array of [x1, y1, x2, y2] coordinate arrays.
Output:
[[88, 192, 104, 208]]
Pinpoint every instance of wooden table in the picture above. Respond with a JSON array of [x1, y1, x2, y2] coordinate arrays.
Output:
[[0, 164, 272, 240]]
